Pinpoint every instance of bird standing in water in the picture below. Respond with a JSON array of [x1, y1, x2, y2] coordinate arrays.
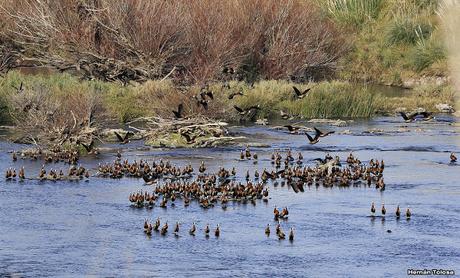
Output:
[[215, 224, 220, 237], [289, 228, 294, 241], [450, 153, 457, 163], [370, 202, 376, 215], [189, 222, 196, 235]]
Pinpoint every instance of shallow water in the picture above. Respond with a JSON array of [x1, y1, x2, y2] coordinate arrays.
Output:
[[0, 117, 459, 277]]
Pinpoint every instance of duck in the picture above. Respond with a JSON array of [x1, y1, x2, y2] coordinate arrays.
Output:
[[12, 152, 17, 161], [292, 86, 311, 99], [233, 105, 260, 117], [215, 224, 220, 237], [381, 203, 386, 216], [451, 152, 457, 163], [5, 168, 12, 180], [274, 206, 280, 219], [189, 222, 196, 235], [280, 110, 291, 120], [304, 131, 320, 144], [371, 202, 376, 215], [204, 224, 210, 236], [81, 140, 99, 155], [406, 207, 411, 219], [245, 147, 251, 159], [376, 178, 385, 191], [240, 151, 245, 160], [228, 91, 244, 99], [199, 161, 206, 173], [18, 167, 25, 180], [253, 153, 258, 160], [284, 125, 300, 134], [114, 131, 134, 145], [277, 227, 286, 240], [265, 224, 270, 236], [314, 127, 335, 138], [399, 111, 432, 122], [396, 205, 400, 218], [160, 222, 168, 235], [174, 222, 180, 234], [280, 207, 289, 218], [153, 217, 160, 231], [172, 103, 184, 119], [288, 227, 294, 241]]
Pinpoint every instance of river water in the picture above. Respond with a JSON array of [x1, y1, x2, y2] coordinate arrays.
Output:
[[0, 116, 459, 277]]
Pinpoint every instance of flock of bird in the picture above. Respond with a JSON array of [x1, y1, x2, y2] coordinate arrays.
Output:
[[370, 202, 412, 219], [170, 85, 312, 120], [143, 218, 220, 238], [3, 87, 457, 243], [5, 164, 90, 181]]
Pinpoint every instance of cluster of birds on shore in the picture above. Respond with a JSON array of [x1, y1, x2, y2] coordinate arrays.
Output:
[[370, 202, 412, 219], [143, 218, 220, 238]]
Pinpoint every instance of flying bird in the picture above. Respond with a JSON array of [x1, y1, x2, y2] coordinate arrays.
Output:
[[314, 127, 335, 137], [172, 103, 184, 119], [284, 125, 300, 134], [114, 131, 134, 144], [233, 105, 260, 116], [399, 111, 432, 122], [228, 91, 244, 99], [304, 130, 320, 144], [292, 86, 311, 99]]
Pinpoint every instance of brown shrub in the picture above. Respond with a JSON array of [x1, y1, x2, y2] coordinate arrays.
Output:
[[0, 0, 346, 83]]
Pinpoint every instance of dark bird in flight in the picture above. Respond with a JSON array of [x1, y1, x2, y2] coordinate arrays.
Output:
[[304, 128, 321, 144], [180, 131, 196, 144], [292, 86, 311, 99], [80, 140, 99, 155], [233, 105, 260, 116], [13, 82, 24, 93], [228, 91, 244, 99], [284, 125, 300, 133], [314, 127, 335, 137], [199, 89, 214, 100], [399, 111, 432, 122], [172, 103, 184, 119], [114, 131, 134, 144], [280, 110, 291, 120]]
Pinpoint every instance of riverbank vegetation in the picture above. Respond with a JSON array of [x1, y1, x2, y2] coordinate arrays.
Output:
[[0, 0, 456, 145], [321, 0, 448, 85], [0, 72, 453, 126]]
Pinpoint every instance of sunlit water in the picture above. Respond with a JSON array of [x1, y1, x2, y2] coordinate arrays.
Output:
[[0, 117, 459, 277]]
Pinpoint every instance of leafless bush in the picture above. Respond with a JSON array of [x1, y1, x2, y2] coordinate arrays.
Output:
[[0, 0, 346, 83], [9, 85, 100, 145]]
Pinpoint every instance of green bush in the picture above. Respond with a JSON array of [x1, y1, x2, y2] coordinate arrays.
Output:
[[325, 0, 383, 28]]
